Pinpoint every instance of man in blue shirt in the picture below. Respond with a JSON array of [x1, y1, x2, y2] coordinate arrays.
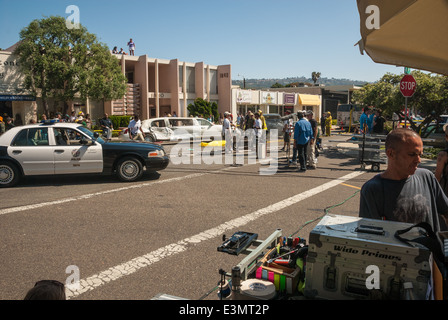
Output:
[[294, 111, 313, 171], [359, 107, 372, 134]]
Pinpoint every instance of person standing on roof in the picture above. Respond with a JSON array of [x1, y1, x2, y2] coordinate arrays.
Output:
[[127, 38, 135, 56]]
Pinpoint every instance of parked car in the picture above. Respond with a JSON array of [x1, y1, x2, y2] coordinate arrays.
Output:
[[0, 121, 169, 187], [121, 117, 223, 142], [263, 114, 284, 135], [422, 123, 447, 148]]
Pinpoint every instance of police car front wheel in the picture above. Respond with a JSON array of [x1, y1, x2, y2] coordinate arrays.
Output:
[[0, 162, 21, 188], [116, 157, 143, 182]]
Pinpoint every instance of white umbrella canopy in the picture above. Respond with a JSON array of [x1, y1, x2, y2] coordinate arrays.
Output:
[[356, 0, 448, 75]]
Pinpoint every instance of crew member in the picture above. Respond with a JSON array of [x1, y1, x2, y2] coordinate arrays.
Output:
[[360, 128, 448, 231]]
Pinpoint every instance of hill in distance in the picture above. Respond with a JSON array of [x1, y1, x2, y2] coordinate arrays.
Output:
[[232, 76, 369, 89]]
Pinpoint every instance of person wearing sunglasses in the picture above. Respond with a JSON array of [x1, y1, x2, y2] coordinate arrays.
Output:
[[24, 280, 66, 300]]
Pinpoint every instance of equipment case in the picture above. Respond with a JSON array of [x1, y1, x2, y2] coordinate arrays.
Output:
[[304, 214, 433, 300]]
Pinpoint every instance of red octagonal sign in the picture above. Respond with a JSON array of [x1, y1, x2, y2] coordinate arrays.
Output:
[[400, 74, 417, 97]]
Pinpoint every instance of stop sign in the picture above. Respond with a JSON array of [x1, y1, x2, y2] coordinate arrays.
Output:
[[400, 74, 417, 97]]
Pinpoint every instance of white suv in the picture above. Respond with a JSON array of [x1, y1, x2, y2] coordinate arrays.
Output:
[[121, 117, 223, 142]]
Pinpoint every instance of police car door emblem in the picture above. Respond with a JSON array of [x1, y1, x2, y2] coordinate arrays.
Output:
[[71, 149, 81, 160]]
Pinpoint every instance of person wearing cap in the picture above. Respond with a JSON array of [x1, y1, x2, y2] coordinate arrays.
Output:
[[222, 112, 233, 153], [53, 112, 62, 122], [293, 111, 313, 171], [244, 111, 254, 131], [5, 117, 15, 131], [258, 110, 267, 131], [306, 110, 318, 169], [254, 112, 263, 159], [325, 111, 332, 136], [435, 123, 448, 197]]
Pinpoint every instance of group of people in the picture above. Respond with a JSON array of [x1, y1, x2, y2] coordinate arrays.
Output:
[[98, 113, 145, 142], [112, 38, 135, 56], [359, 106, 386, 134], [235, 110, 268, 132], [284, 110, 319, 171], [0, 115, 15, 135], [38, 111, 92, 128], [0, 111, 95, 136], [222, 110, 267, 157]]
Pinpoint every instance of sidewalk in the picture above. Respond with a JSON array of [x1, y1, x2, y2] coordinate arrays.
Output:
[[328, 138, 436, 172]]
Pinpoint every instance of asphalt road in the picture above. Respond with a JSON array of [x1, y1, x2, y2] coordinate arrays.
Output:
[[0, 134, 427, 301]]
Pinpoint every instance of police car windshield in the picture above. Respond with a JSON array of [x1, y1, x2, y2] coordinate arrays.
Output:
[[77, 125, 106, 144]]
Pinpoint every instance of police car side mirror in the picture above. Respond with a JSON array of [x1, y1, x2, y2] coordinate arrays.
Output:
[[93, 132, 99, 140], [79, 137, 91, 145]]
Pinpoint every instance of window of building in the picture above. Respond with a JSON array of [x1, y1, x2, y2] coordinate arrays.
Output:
[[210, 69, 218, 94], [178, 66, 183, 89], [269, 105, 279, 114], [186, 67, 195, 93]]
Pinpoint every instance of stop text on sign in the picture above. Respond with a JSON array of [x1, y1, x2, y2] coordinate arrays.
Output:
[[401, 81, 416, 91], [400, 74, 417, 97]]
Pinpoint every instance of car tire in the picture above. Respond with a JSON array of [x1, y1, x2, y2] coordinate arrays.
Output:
[[0, 162, 21, 188], [116, 157, 143, 182]]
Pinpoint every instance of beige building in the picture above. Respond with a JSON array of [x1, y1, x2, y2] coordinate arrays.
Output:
[[106, 54, 232, 121], [0, 45, 232, 125]]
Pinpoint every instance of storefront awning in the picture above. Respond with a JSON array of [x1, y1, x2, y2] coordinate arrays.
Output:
[[298, 94, 320, 106]]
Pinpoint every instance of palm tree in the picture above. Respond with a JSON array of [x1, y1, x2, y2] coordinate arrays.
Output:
[[312, 72, 321, 85]]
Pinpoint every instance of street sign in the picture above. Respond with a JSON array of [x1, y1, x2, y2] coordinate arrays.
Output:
[[404, 67, 411, 74], [400, 74, 417, 97]]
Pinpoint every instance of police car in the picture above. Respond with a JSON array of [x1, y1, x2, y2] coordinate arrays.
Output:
[[0, 121, 169, 187]]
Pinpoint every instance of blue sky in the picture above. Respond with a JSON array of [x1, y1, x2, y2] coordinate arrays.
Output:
[[0, 0, 403, 82]]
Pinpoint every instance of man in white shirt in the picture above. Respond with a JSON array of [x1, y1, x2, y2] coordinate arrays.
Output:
[[254, 112, 263, 159], [222, 112, 233, 153], [128, 115, 145, 141]]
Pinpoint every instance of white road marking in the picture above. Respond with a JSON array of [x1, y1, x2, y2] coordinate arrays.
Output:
[[65, 170, 364, 299]]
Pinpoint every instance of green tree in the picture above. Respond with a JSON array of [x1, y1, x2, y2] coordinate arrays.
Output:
[[271, 82, 284, 88], [352, 71, 448, 136], [14, 16, 127, 116], [187, 98, 219, 120]]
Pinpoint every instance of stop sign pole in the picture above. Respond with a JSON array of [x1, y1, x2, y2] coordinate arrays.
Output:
[[400, 74, 417, 128]]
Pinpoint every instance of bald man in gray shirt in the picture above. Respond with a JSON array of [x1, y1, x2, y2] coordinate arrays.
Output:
[[359, 128, 448, 231]]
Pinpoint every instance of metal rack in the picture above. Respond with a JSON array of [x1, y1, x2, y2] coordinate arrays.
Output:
[[331, 133, 387, 172]]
